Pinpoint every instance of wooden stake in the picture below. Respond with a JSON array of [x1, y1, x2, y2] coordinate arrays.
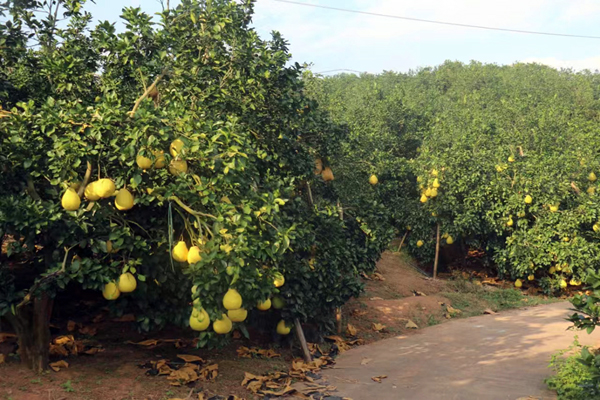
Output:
[[397, 230, 408, 252], [433, 223, 440, 280], [294, 318, 312, 363], [306, 181, 314, 206]]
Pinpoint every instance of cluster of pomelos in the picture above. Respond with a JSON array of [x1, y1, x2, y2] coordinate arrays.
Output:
[[171, 239, 290, 335]]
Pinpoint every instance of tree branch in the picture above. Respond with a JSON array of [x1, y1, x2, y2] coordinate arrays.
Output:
[[169, 196, 217, 220], [77, 161, 92, 197], [16, 245, 73, 310], [26, 177, 41, 201], [128, 71, 166, 118]]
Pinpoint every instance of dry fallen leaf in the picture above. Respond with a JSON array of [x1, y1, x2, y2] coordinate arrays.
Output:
[[412, 290, 427, 297], [360, 357, 372, 365], [198, 364, 219, 381], [67, 320, 78, 332], [369, 297, 384, 301], [405, 320, 418, 329], [177, 354, 204, 363], [371, 323, 386, 332], [113, 313, 136, 322], [483, 309, 496, 315], [351, 309, 367, 317], [78, 326, 97, 336], [128, 339, 159, 347], [346, 324, 357, 337], [372, 272, 385, 281], [371, 375, 387, 383], [54, 335, 75, 346], [50, 360, 69, 372]]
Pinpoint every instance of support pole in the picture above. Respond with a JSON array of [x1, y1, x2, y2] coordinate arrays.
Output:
[[294, 318, 312, 363], [397, 230, 408, 252], [433, 223, 440, 280]]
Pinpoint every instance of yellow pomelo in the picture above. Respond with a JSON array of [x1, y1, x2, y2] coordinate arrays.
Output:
[[569, 279, 581, 286], [227, 308, 248, 322], [273, 273, 285, 288], [416, 240, 424, 247], [594, 223, 600, 232], [213, 314, 233, 334], [588, 186, 596, 195], [223, 289, 243, 310], [153, 150, 166, 169], [590, 172, 597, 182], [169, 159, 188, 176], [527, 274, 534, 281], [272, 296, 285, 310], [549, 204, 558, 212], [424, 188, 432, 197], [172, 241, 189, 262], [429, 188, 438, 198], [524, 195, 532, 204], [106, 240, 113, 253], [559, 279, 568, 289], [170, 138, 184, 157], [514, 279, 523, 288], [136, 154, 152, 170], [187, 246, 202, 264], [431, 169, 438, 176], [95, 179, 115, 198], [508, 155, 515, 163], [189, 309, 210, 331], [117, 273, 137, 293], [276, 320, 291, 335], [257, 298, 271, 311], [102, 282, 120, 300], [321, 167, 334, 182], [115, 188, 134, 211], [506, 218, 513, 227], [432, 178, 440, 188], [314, 159, 323, 175], [416, 176, 423, 183], [549, 266, 556, 274], [84, 182, 100, 201], [446, 236, 454, 245], [369, 175, 378, 185], [61, 188, 81, 211], [420, 194, 428, 203]]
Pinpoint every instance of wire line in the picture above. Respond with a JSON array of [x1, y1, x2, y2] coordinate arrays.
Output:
[[271, 0, 600, 40]]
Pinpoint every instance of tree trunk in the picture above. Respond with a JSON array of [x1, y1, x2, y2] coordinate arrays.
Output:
[[6, 293, 53, 373]]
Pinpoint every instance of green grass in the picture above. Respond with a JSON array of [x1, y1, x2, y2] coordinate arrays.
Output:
[[546, 338, 600, 400], [61, 380, 75, 393], [441, 278, 557, 318]]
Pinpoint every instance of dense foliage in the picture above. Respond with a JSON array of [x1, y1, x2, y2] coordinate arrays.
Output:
[[309, 62, 600, 291], [0, 0, 389, 370]]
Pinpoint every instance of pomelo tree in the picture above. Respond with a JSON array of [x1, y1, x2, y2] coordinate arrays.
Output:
[[1, 0, 389, 371]]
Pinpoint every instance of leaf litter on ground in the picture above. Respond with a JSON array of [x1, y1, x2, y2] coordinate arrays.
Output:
[[241, 336, 363, 398], [140, 354, 218, 386], [236, 346, 281, 359]]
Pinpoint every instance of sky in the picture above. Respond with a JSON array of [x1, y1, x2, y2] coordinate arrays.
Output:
[[84, 0, 600, 74]]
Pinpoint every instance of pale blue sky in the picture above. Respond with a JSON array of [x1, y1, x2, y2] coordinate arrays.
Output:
[[84, 0, 600, 74]]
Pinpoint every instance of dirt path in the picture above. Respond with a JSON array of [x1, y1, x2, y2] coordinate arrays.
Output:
[[322, 302, 599, 400]]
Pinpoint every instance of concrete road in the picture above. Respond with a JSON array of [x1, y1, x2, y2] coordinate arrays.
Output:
[[322, 302, 599, 400]]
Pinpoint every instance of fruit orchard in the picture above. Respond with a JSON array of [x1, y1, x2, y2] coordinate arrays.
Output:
[[3, 0, 600, 376], [0, 0, 390, 372], [308, 62, 600, 292]]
